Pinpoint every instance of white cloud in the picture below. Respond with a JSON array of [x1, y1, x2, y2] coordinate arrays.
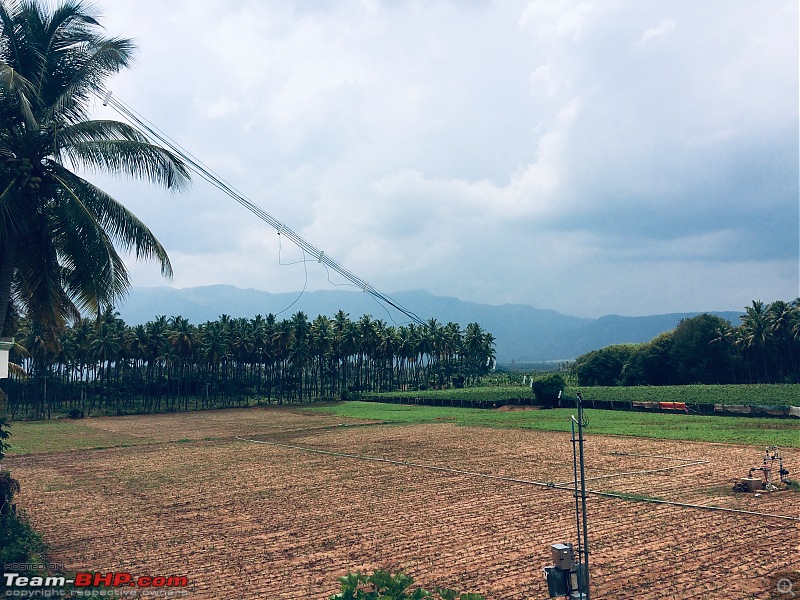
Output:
[[89, 0, 798, 318], [639, 18, 676, 45]]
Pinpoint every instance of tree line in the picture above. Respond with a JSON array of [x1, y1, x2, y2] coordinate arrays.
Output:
[[3, 309, 496, 419], [572, 299, 800, 386]]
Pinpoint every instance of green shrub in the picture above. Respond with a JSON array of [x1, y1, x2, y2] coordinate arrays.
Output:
[[532, 373, 566, 405], [0, 416, 11, 461], [0, 508, 51, 593], [330, 570, 485, 600], [0, 414, 52, 594], [0, 470, 20, 516]]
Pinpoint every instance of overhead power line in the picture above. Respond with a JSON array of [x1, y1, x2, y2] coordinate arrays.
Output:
[[98, 90, 425, 326]]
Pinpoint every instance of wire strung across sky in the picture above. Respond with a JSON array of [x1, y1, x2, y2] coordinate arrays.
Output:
[[98, 90, 425, 326]]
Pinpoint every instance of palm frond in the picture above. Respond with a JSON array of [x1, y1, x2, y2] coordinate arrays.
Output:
[[48, 163, 173, 278], [44, 36, 136, 125], [7, 361, 26, 378], [0, 62, 38, 126], [12, 212, 78, 331], [41, 0, 102, 53], [0, 178, 23, 240], [58, 138, 191, 191], [38, 169, 131, 315], [0, 1, 24, 70], [54, 119, 150, 146]]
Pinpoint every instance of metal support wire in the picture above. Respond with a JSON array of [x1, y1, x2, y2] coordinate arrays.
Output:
[[97, 90, 425, 326]]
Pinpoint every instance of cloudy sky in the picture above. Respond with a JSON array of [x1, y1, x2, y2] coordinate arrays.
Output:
[[90, 0, 798, 318]]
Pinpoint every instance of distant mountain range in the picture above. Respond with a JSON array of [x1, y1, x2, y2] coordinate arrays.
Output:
[[117, 286, 742, 363]]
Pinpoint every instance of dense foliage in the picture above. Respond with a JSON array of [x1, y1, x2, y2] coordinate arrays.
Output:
[[572, 300, 800, 386], [3, 309, 495, 418]]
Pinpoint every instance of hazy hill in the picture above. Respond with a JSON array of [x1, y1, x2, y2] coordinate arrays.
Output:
[[117, 286, 741, 363]]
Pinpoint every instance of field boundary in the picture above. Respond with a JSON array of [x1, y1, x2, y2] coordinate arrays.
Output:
[[359, 393, 800, 418]]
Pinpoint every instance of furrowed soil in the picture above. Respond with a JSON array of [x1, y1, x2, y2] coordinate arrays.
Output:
[[5, 407, 799, 599]]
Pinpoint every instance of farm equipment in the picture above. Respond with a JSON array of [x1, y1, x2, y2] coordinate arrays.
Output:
[[733, 447, 791, 493]]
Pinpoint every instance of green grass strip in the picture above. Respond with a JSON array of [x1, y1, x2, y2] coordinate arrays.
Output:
[[310, 401, 800, 447], [4, 420, 152, 456]]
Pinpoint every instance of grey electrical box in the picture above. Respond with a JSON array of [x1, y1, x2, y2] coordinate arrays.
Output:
[[544, 566, 569, 597], [551, 543, 575, 570]]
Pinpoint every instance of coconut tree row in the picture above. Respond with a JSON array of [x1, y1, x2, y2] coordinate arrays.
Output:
[[5, 309, 495, 418]]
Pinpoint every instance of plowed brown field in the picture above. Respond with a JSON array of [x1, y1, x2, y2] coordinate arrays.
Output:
[[5, 407, 799, 599]]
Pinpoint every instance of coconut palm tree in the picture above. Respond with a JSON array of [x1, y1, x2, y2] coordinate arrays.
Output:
[[200, 321, 230, 406], [310, 315, 333, 397], [463, 322, 495, 384], [261, 313, 278, 403], [331, 310, 354, 396], [229, 317, 254, 403], [740, 300, 772, 383], [0, 0, 190, 336], [442, 321, 462, 385], [766, 300, 796, 379], [168, 316, 197, 407], [89, 316, 122, 409]]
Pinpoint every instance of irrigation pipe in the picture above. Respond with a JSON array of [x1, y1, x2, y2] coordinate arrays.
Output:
[[553, 458, 709, 486], [588, 490, 800, 522], [235, 435, 800, 522], [610, 451, 708, 461]]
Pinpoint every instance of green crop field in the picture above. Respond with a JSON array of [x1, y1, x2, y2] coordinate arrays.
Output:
[[564, 383, 799, 405], [367, 383, 800, 406], [310, 401, 800, 447]]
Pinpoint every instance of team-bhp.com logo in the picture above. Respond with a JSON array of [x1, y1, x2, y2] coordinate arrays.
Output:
[[4, 571, 188, 596]]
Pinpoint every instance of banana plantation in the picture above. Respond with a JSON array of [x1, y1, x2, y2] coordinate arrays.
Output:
[[3, 309, 496, 419]]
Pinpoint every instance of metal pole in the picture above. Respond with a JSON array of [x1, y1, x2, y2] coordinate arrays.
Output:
[[570, 417, 583, 571], [576, 392, 591, 599]]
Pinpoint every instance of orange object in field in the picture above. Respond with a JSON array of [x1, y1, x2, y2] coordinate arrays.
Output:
[[659, 402, 688, 412]]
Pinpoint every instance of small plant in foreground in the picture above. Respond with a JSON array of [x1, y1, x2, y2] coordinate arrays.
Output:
[[330, 570, 485, 600]]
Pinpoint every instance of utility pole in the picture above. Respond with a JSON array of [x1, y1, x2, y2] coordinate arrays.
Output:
[[572, 391, 590, 599], [543, 391, 591, 599]]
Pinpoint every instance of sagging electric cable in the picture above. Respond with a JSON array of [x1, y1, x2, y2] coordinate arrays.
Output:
[[274, 238, 308, 317], [96, 89, 426, 326]]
